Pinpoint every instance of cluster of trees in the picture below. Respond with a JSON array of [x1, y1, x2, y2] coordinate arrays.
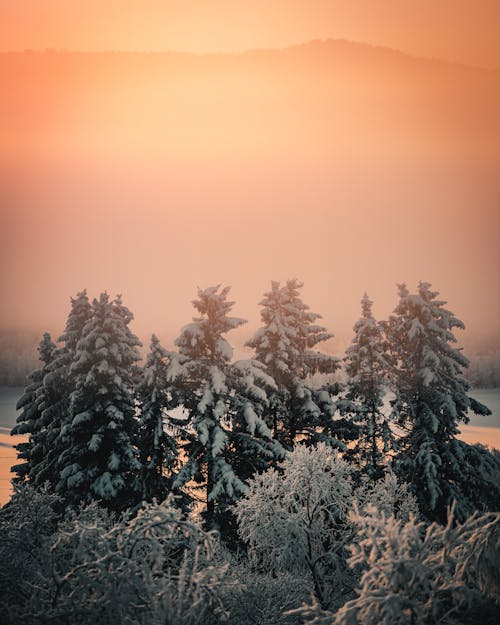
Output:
[[468, 348, 500, 388], [5, 280, 499, 623], [11, 280, 499, 527]]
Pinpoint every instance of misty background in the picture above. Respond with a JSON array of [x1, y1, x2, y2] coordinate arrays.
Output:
[[1, 41, 499, 387]]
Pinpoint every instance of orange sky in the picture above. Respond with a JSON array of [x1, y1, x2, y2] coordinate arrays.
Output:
[[1, 1, 500, 68], [0, 4, 499, 354]]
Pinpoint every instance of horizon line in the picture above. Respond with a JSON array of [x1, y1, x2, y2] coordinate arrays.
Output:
[[1, 37, 497, 72]]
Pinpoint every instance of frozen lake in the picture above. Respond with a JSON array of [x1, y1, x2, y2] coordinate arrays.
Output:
[[1, 386, 499, 505]]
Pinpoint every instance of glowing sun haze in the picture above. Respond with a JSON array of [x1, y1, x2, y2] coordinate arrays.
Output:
[[0, 1, 499, 352]]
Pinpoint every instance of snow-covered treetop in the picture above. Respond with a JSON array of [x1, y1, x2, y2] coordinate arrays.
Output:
[[345, 292, 388, 390], [144, 334, 170, 370], [175, 285, 246, 363], [139, 334, 172, 398], [38, 332, 57, 365], [246, 279, 338, 379], [58, 290, 92, 351], [387, 281, 472, 390], [70, 292, 142, 383]]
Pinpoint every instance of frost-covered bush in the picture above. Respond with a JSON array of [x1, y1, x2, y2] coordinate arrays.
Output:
[[294, 505, 500, 625], [222, 559, 308, 625], [357, 470, 417, 522], [1, 492, 227, 625], [234, 444, 417, 609], [0, 484, 61, 623]]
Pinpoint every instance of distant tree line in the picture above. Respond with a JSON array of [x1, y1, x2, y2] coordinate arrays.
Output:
[[10, 280, 499, 528], [0, 331, 40, 386]]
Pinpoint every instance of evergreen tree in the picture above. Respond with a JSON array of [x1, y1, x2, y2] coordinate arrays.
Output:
[[246, 279, 341, 448], [343, 293, 396, 478], [167, 285, 283, 529], [135, 334, 178, 503], [30, 291, 92, 489], [387, 282, 496, 521], [11, 333, 56, 483], [57, 293, 142, 510]]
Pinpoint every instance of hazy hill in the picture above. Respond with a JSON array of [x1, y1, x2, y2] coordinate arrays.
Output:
[[0, 40, 499, 347], [1, 39, 499, 172]]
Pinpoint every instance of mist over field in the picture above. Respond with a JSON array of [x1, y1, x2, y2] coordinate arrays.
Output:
[[1, 41, 499, 348]]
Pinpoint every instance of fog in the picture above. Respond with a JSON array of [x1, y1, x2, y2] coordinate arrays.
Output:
[[1, 42, 499, 351]]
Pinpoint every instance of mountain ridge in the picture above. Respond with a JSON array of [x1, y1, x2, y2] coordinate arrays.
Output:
[[2, 38, 498, 74]]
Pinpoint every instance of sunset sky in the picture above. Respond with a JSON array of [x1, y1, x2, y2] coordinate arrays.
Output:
[[0, 1, 499, 353]]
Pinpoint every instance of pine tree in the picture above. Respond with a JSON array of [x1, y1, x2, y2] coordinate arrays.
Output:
[[30, 291, 92, 489], [246, 279, 341, 448], [343, 293, 396, 478], [135, 334, 178, 503], [387, 282, 496, 521], [11, 333, 56, 483], [167, 285, 283, 529], [57, 293, 142, 510]]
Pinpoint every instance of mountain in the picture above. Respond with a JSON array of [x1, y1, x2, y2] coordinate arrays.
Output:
[[1, 39, 498, 172]]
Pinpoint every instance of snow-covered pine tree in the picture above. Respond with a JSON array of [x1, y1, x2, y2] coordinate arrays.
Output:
[[57, 293, 142, 510], [135, 334, 178, 504], [343, 293, 396, 478], [29, 291, 92, 489], [167, 285, 283, 529], [11, 333, 56, 483], [387, 282, 497, 521], [246, 279, 342, 448]]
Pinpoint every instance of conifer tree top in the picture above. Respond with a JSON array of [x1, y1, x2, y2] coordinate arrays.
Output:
[[38, 332, 56, 365], [360, 292, 373, 319], [175, 285, 246, 362], [247, 279, 337, 378], [58, 289, 92, 350]]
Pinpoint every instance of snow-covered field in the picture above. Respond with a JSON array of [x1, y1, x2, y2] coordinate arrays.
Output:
[[1, 386, 499, 505]]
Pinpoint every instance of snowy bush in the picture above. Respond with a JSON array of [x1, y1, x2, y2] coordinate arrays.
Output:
[[293, 505, 499, 625], [234, 444, 417, 610], [1, 492, 228, 625], [222, 558, 308, 625], [0, 485, 61, 624]]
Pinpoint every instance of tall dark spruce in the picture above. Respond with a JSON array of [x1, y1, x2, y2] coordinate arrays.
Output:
[[135, 334, 178, 504], [57, 293, 142, 510], [30, 291, 92, 489], [246, 279, 342, 449], [343, 293, 397, 478], [167, 285, 283, 529], [11, 333, 56, 483], [387, 282, 498, 521]]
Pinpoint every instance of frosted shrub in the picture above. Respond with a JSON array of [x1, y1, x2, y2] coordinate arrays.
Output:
[[222, 559, 308, 625], [3, 494, 227, 625], [294, 505, 499, 625], [234, 444, 417, 610], [0, 485, 60, 623], [358, 470, 417, 522]]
